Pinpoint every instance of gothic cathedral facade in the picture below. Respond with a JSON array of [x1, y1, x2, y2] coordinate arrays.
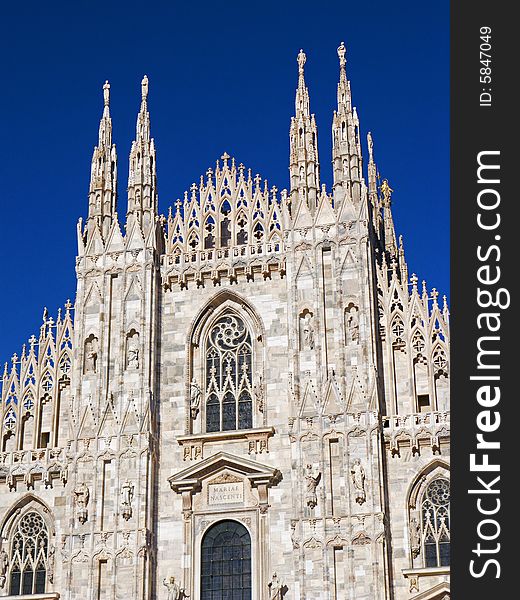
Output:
[[0, 44, 450, 600]]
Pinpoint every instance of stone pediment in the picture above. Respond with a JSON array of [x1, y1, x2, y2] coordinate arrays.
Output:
[[168, 451, 282, 492], [168, 451, 282, 516], [411, 582, 450, 600]]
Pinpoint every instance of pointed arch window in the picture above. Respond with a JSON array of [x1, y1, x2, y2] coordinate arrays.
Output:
[[421, 478, 450, 567], [205, 315, 253, 432], [9, 511, 49, 595]]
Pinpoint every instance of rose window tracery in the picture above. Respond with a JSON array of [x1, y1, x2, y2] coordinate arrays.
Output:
[[205, 315, 253, 432]]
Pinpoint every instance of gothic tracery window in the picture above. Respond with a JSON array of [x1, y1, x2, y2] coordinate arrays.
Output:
[[201, 520, 252, 600], [205, 314, 253, 432], [9, 511, 49, 595], [421, 478, 450, 568]]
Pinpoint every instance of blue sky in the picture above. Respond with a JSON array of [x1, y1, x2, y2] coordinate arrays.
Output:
[[0, 1, 449, 362]]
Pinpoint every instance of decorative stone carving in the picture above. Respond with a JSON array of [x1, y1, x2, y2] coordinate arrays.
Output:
[[350, 459, 366, 504], [189, 378, 202, 419], [304, 464, 321, 509], [163, 576, 188, 600], [268, 572, 288, 599], [84, 335, 98, 373], [367, 131, 374, 162], [0, 548, 8, 589], [345, 304, 359, 343], [121, 480, 135, 520], [300, 311, 315, 350], [410, 516, 421, 558], [380, 178, 393, 205], [290, 520, 299, 549], [47, 544, 55, 583], [126, 331, 140, 370], [73, 481, 90, 523], [178, 427, 274, 460], [253, 372, 264, 412]]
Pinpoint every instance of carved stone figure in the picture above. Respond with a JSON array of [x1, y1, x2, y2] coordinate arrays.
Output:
[[189, 378, 202, 419], [350, 459, 366, 504], [380, 178, 393, 206], [290, 521, 299, 549], [163, 576, 187, 600], [304, 464, 321, 509], [47, 544, 55, 583], [410, 516, 421, 558], [253, 372, 264, 412], [268, 572, 287, 599], [337, 41, 346, 66], [84, 337, 98, 373], [121, 480, 135, 520], [103, 80, 110, 106], [0, 548, 8, 589], [127, 335, 139, 369], [73, 482, 90, 523], [346, 306, 359, 343], [141, 75, 149, 100], [297, 49, 306, 72], [367, 131, 374, 162], [163, 576, 180, 600], [301, 313, 315, 350]]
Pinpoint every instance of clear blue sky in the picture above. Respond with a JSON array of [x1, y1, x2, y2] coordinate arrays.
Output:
[[0, 1, 449, 363]]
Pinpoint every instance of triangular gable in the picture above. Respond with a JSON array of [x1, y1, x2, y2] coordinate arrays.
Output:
[[315, 190, 336, 226], [97, 397, 118, 437], [337, 189, 356, 222], [300, 379, 318, 417], [293, 197, 313, 228], [77, 401, 97, 438], [410, 582, 450, 600], [322, 377, 344, 415], [85, 222, 105, 256], [125, 214, 145, 250], [345, 370, 367, 411], [169, 451, 282, 492], [105, 217, 125, 253]]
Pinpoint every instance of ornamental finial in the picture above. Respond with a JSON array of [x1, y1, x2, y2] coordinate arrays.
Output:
[[337, 41, 346, 67], [221, 151, 230, 168]]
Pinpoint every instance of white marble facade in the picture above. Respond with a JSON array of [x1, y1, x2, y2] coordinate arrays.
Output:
[[0, 45, 450, 600]]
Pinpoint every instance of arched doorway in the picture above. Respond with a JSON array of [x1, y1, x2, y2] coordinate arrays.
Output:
[[200, 520, 251, 599]]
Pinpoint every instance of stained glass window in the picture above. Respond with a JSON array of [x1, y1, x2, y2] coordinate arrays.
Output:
[[201, 520, 251, 600], [9, 511, 49, 596], [421, 478, 450, 568], [205, 315, 253, 432]]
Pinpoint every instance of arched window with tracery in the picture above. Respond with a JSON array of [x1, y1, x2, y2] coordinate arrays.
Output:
[[201, 520, 251, 599], [9, 511, 49, 595], [205, 314, 253, 432], [420, 478, 450, 568]]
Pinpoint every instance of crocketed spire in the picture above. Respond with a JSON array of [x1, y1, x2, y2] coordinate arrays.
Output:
[[289, 49, 320, 215], [332, 42, 362, 206], [127, 75, 158, 235], [86, 80, 118, 240]]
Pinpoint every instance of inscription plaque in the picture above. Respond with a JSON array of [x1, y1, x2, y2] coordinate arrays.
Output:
[[208, 482, 244, 505]]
